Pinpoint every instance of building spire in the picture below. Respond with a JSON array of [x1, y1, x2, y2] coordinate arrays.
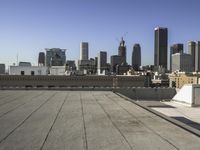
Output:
[[120, 37, 125, 47]]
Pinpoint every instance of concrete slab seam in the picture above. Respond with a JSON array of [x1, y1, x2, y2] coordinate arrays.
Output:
[[40, 92, 69, 150], [115, 92, 200, 138], [106, 93, 179, 149], [0, 92, 57, 144], [92, 93, 134, 150]]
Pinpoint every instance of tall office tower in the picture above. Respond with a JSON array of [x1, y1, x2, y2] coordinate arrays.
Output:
[[195, 41, 200, 71], [0, 64, 5, 74], [132, 44, 141, 70], [80, 42, 89, 60], [38, 52, 45, 66], [45, 48, 66, 67], [66, 60, 76, 71], [118, 38, 126, 64], [172, 53, 192, 72], [110, 55, 123, 73], [93, 57, 98, 74], [97, 51, 107, 73], [154, 27, 168, 69], [188, 41, 196, 71], [170, 44, 184, 71]]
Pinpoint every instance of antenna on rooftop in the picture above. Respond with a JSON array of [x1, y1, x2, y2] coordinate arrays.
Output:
[[123, 32, 128, 38], [116, 32, 128, 43], [17, 53, 19, 66]]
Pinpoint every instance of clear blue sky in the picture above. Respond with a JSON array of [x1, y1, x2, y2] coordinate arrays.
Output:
[[1, 0, 200, 67]]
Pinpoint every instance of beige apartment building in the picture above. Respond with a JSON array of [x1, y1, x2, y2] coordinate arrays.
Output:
[[169, 72, 200, 89]]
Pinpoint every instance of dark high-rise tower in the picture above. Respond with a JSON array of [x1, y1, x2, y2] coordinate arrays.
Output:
[[154, 27, 168, 69], [118, 37, 126, 64], [38, 52, 45, 66], [132, 44, 141, 70], [110, 55, 123, 73], [188, 41, 196, 71], [170, 44, 184, 71], [195, 41, 200, 72]]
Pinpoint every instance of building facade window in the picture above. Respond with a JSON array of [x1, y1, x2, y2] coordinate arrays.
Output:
[[21, 71, 24, 75], [31, 71, 34, 75]]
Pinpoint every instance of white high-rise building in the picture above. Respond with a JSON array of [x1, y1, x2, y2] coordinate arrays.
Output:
[[80, 42, 89, 60], [172, 53, 192, 72], [97, 51, 107, 74]]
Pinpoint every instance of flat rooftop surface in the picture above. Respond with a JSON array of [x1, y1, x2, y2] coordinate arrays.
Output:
[[0, 91, 200, 150], [150, 101, 200, 130]]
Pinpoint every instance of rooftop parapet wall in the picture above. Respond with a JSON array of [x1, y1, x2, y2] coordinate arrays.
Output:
[[0, 75, 145, 88], [116, 87, 176, 100]]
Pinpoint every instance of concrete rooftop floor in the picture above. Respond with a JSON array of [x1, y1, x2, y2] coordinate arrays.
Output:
[[0, 90, 200, 150], [151, 101, 200, 130]]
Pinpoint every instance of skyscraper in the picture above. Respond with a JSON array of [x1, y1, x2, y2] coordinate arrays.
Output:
[[0, 64, 5, 74], [110, 55, 123, 73], [172, 53, 192, 72], [45, 48, 66, 67], [170, 44, 184, 71], [132, 44, 141, 70], [154, 27, 168, 69], [38, 52, 45, 66], [195, 41, 200, 72], [188, 41, 196, 72], [118, 38, 126, 64], [80, 42, 89, 60], [97, 51, 107, 74]]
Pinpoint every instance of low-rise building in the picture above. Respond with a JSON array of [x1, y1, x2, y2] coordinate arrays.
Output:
[[76, 59, 96, 74], [9, 66, 48, 75], [169, 72, 200, 88], [66, 60, 76, 71], [151, 72, 169, 87], [50, 66, 66, 75], [116, 65, 130, 75]]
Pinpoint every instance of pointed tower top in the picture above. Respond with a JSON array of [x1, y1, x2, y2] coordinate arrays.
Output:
[[120, 37, 125, 47]]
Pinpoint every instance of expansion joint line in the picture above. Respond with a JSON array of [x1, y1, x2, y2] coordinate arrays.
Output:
[[0, 92, 15, 99], [0, 92, 57, 144], [0, 91, 45, 118], [80, 92, 88, 150], [107, 94, 179, 150], [93, 93, 134, 150], [0, 91, 29, 107], [40, 92, 69, 150]]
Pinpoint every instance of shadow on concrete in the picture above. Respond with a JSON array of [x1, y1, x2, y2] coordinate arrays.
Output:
[[149, 105, 176, 108], [172, 117, 200, 130], [135, 100, 176, 108]]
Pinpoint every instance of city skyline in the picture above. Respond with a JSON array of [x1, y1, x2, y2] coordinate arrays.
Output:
[[1, 0, 200, 68]]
